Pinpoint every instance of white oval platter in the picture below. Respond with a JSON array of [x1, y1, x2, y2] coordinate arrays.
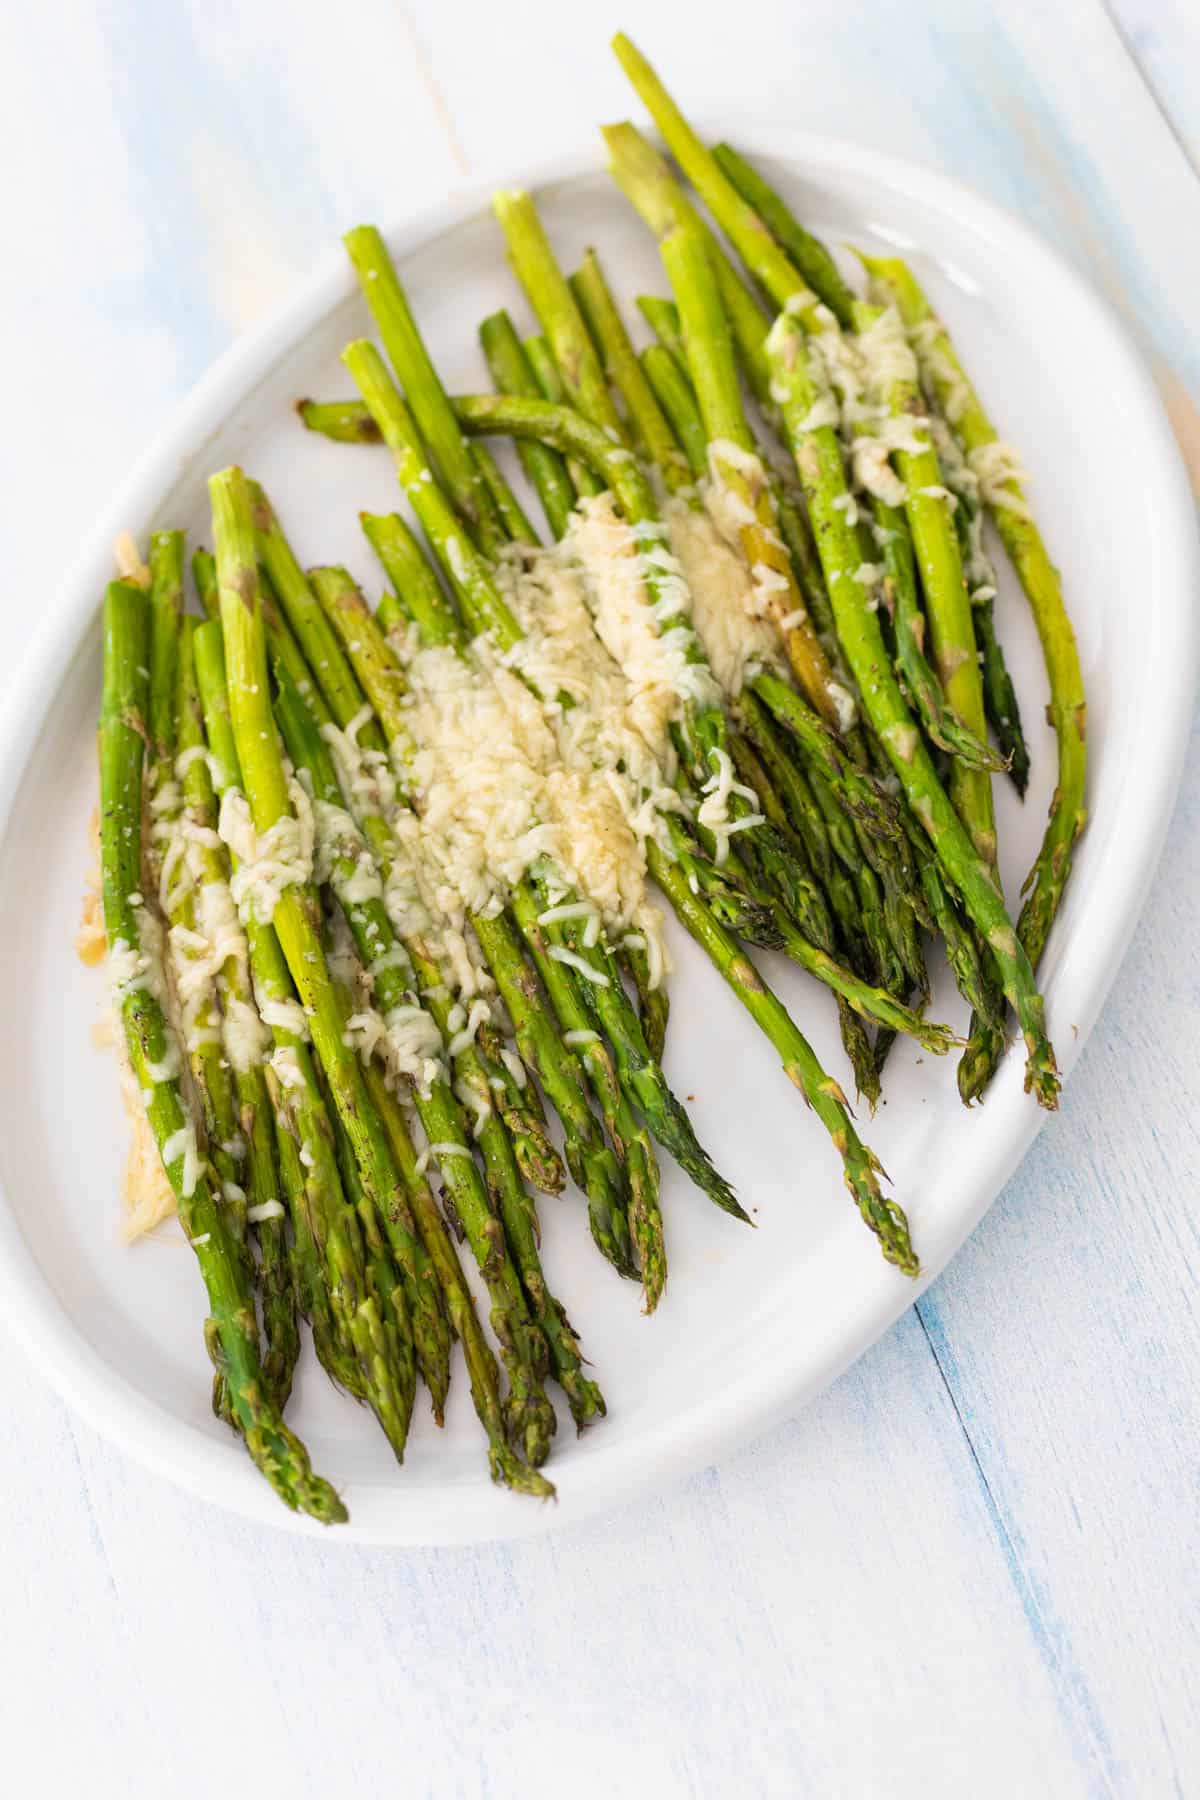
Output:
[[0, 131, 1195, 1545]]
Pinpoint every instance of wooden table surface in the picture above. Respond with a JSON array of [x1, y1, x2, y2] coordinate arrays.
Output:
[[2, 3, 1197, 1793]]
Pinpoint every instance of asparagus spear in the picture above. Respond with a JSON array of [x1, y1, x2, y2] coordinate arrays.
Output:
[[870, 261, 1056, 818], [362, 1059, 554, 1495], [151, 605, 253, 1412], [339, 332, 738, 1222], [315, 555, 667, 1312], [267, 629, 568, 1452], [523, 332, 605, 499], [146, 531, 185, 810], [639, 341, 709, 480], [623, 936, 670, 1063], [854, 306, 999, 868], [264, 1052, 365, 1401], [680, 147, 1001, 784], [479, 311, 578, 540], [346, 344, 918, 1273], [604, 122, 784, 402], [493, 192, 631, 446], [258, 524, 594, 1433], [766, 313, 1059, 1107], [100, 580, 344, 1522], [194, 621, 417, 1438], [293, 541, 612, 1250], [481, 199, 935, 1019], [871, 485, 1007, 774], [636, 294, 687, 364], [570, 248, 693, 495], [610, 35, 827, 330], [209, 466, 455, 1417], [344, 223, 508, 555], [175, 620, 298, 1406], [296, 398, 382, 445], [711, 143, 858, 329], [470, 441, 540, 547], [440, 388, 946, 1053]]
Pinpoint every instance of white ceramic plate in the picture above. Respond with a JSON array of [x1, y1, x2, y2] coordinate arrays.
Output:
[[0, 132, 1195, 1546]]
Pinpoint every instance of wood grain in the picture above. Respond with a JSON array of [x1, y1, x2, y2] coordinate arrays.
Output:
[[0, 2, 1197, 1795]]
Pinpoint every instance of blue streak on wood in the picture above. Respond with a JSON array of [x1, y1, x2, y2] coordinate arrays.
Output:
[[915, 1298, 1117, 1789]]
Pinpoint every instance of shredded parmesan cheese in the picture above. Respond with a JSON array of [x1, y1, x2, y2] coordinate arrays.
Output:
[[664, 500, 781, 694], [219, 784, 314, 925], [967, 442, 1032, 517], [548, 946, 610, 986], [113, 531, 151, 589], [161, 1124, 201, 1198], [259, 996, 310, 1040], [247, 1199, 285, 1224], [697, 747, 764, 865]]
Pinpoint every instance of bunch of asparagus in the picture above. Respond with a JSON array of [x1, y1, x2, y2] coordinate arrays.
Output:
[[91, 32, 1083, 1523]]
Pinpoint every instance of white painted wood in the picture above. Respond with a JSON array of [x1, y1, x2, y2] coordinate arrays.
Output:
[[1109, 0, 1200, 172], [1, 1, 1197, 1793]]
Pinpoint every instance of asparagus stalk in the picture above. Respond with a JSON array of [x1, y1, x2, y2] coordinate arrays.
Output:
[[341, 337, 739, 1221], [639, 341, 708, 479], [610, 35, 827, 328], [660, 220, 852, 731], [267, 634, 567, 1453], [766, 314, 1059, 1107], [604, 122, 783, 402], [267, 537, 596, 1437], [871, 486, 1007, 773], [209, 466, 455, 1418], [362, 1059, 554, 1495], [296, 398, 381, 445], [711, 143, 858, 328], [569, 248, 692, 495], [146, 531, 185, 804], [175, 620, 299, 1406], [623, 936, 670, 1062], [492, 191, 630, 445], [636, 294, 686, 364], [152, 609, 251, 1369], [873, 261, 1070, 847], [523, 332, 605, 499], [346, 343, 919, 1272], [312, 558, 660, 1307], [344, 223, 509, 554], [301, 554, 625, 1256], [100, 580, 345, 1522], [444, 389, 946, 1051], [470, 441, 540, 547], [263, 1053, 365, 1401], [859, 262, 1030, 793], [194, 621, 416, 1440], [479, 311, 578, 540], [856, 305, 999, 868]]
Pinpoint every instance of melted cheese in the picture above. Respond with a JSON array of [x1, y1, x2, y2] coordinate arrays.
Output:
[[907, 316, 972, 424], [219, 782, 314, 925], [967, 442, 1032, 518], [663, 500, 781, 695]]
